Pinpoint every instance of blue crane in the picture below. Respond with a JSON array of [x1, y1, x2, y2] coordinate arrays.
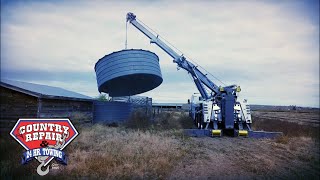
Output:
[[126, 12, 252, 136]]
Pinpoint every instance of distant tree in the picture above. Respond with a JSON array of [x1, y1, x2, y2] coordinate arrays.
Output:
[[96, 94, 110, 101], [292, 105, 297, 110]]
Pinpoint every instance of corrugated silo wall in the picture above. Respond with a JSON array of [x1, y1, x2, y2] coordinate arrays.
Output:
[[93, 101, 133, 124], [95, 49, 162, 97]]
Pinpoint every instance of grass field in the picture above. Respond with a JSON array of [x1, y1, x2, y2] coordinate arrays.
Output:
[[1, 109, 319, 179]]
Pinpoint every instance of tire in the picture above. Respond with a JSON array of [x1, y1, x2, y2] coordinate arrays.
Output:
[[195, 115, 198, 128], [194, 114, 199, 128], [197, 113, 201, 129]]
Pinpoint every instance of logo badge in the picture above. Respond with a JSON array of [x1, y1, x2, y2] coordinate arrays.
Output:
[[10, 118, 78, 176]]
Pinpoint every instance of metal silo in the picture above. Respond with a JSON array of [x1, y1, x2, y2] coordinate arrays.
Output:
[[93, 101, 132, 124], [94, 49, 163, 97]]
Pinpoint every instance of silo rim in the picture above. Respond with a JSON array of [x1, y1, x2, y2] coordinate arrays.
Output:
[[94, 49, 159, 70]]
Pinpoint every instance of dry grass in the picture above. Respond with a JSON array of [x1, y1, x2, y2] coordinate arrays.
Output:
[[252, 116, 319, 139], [60, 124, 189, 179], [275, 135, 290, 144], [1, 109, 319, 179]]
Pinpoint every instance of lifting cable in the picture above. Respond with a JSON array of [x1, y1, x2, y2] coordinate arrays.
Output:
[[125, 21, 128, 49], [136, 18, 226, 86]]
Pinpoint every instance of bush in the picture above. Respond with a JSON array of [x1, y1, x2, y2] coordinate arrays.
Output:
[[125, 110, 194, 131], [152, 111, 194, 130], [125, 110, 151, 130]]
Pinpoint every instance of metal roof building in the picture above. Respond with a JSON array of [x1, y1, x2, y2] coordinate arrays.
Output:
[[152, 103, 190, 115], [1, 79, 92, 101], [0, 79, 93, 131], [152, 103, 184, 108]]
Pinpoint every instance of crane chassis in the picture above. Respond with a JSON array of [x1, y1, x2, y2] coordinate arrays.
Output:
[[126, 12, 282, 138]]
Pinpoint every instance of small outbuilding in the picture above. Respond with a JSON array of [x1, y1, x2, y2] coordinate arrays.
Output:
[[0, 79, 94, 131]]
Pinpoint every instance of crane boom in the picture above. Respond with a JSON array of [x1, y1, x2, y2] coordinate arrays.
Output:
[[126, 12, 220, 100], [126, 12, 253, 135]]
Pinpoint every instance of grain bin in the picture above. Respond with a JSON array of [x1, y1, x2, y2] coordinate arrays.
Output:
[[95, 49, 162, 97], [93, 101, 132, 124]]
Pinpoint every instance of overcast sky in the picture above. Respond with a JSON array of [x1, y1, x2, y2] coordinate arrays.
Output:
[[1, 0, 319, 107]]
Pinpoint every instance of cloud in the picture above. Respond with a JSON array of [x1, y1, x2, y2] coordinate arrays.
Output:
[[1, 0, 319, 107]]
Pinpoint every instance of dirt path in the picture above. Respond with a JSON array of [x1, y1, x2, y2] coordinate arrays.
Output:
[[169, 136, 319, 179]]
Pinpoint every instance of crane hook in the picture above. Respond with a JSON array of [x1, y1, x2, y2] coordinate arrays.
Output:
[[37, 161, 50, 176]]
